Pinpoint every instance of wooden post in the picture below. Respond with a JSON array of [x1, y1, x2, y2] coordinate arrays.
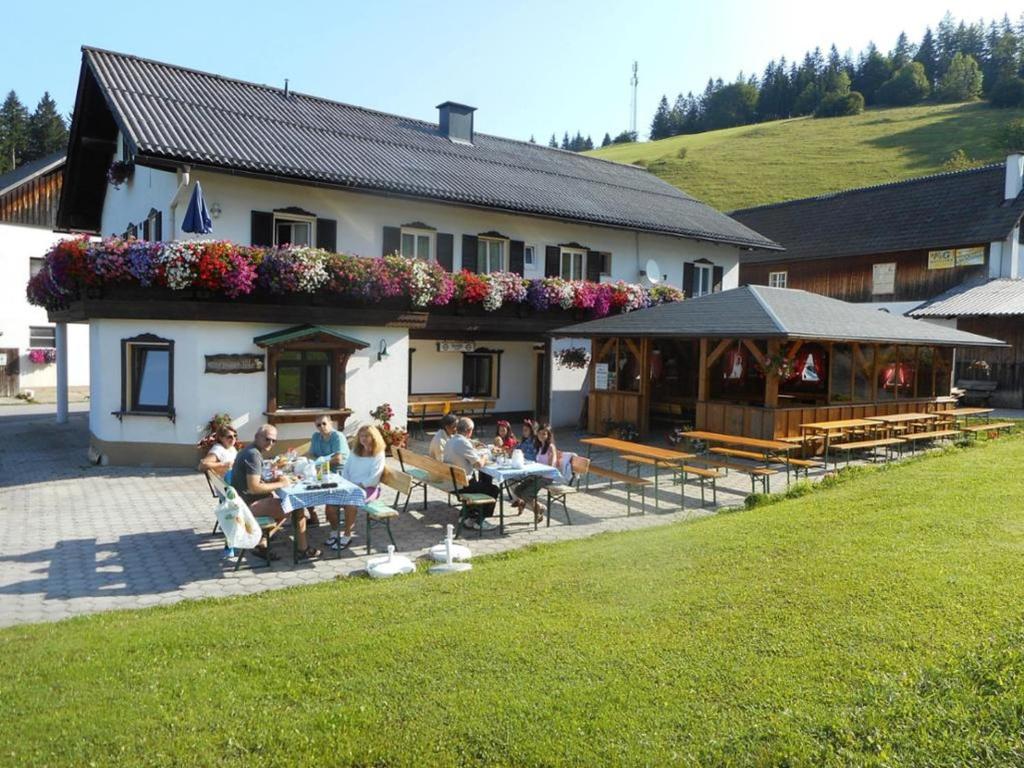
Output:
[[698, 337, 708, 403], [764, 339, 780, 408]]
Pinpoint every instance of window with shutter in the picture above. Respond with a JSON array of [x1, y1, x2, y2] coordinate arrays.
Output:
[[544, 245, 560, 277], [509, 240, 525, 275], [461, 235, 479, 272], [436, 233, 454, 271], [316, 218, 337, 251], [399, 227, 435, 261], [382, 226, 401, 256], [251, 211, 274, 246]]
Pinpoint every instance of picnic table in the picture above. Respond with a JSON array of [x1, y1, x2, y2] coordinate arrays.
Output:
[[274, 475, 367, 562], [799, 419, 885, 466], [579, 437, 695, 509], [407, 398, 493, 436], [944, 407, 994, 425], [867, 412, 942, 436], [479, 461, 563, 535], [680, 431, 801, 493]]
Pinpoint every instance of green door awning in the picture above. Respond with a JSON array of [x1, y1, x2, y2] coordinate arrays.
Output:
[[253, 324, 370, 349]]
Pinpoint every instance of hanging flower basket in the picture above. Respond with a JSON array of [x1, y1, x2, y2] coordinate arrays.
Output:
[[555, 346, 591, 370], [27, 348, 56, 365], [106, 160, 134, 189]]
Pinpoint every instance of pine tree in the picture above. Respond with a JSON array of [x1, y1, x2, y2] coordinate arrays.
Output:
[[548, 133, 558, 148], [853, 44, 893, 105], [528, 134, 536, 144], [0, 91, 30, 172], [936, 11, 959, 78], [892, 31, 913, 68], [27, 92, 68, 161], [601, 132, 612, 147], [561, 132, 570, 150], [583, 135, 594, 151], [649, 95, 672, 140], [915, 28, 938, 84]]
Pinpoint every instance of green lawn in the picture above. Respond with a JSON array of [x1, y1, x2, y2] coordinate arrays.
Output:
[[3, 438, 1024, 766], [589, 102, 1024, 210]]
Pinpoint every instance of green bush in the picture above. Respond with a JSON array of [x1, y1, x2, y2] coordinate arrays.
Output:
[[676, 146, 688, 160], [815, 91, 866, 118], [1002, 118, 1024, 151], [877, 62, 931, 106], [936, 53, 983, 102], [991, 76, 1024, 108], [943, 148, 979, 170]]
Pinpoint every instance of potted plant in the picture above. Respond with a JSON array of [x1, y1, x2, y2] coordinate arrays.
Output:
[[370, 403, 408, 455], [27, 348, 57, 365], [555, 346, 591, 370], [197, 412, 235, 453], [106, 159, 134, 189]]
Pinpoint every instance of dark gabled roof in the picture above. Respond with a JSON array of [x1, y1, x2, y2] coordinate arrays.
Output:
[[553, 285, 1006, 347], [911, 278, 1024, 318], [731, 164, 1024, 265], [0, 152, 64, 197], [64, 47, 779, 250], [253, 325, 369, 348]]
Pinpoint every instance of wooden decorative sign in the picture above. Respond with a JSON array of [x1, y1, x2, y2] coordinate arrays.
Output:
[[204, 354, 265, 374]]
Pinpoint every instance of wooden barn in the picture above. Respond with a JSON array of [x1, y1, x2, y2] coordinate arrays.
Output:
[[732, 155, 1024, 406]]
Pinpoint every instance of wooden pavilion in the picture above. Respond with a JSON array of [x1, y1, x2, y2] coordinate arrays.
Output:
[[554, 286, 1007, 439]]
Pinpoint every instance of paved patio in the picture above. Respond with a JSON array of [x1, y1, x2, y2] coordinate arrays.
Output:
[[1, 410, 807, 628]]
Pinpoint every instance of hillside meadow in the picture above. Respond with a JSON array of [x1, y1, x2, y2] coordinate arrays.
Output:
[[589, 102, 1024, 210]]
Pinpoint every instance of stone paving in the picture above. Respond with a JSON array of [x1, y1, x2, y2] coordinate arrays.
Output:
[[10, 406, 1015, 628]]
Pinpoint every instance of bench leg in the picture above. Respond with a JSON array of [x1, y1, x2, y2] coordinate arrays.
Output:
[[712, 477, 717, 506], [653, 464, 659, 510]]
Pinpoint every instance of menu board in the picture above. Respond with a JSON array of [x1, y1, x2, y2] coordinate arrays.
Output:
[[927, 249, 955, 270], [955, 246, 985, 266], [872, 262, 896, 295], [594, 363, 609, 390]]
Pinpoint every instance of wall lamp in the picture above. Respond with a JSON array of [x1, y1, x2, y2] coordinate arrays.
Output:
[[377, 339, 390, 362]]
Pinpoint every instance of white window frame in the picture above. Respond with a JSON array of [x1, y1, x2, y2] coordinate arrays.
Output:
[[524, 244, 536, 267], [693, 263, 713, 297], [400, 227, 435, 262], [768, 270, 788, 288], [477, 236, 507, 274], [560, 247, 587, 281], [29, 325, 56, 347], [272, 213, 315, 247]]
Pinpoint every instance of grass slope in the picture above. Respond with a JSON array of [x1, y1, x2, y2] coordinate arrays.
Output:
[[589, 102, 1024, 210], [3, 439, 1024, 766]]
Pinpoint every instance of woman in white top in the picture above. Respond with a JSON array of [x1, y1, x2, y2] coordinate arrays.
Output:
[[198, 425, 238, 479], [328, 425, 386, 550]]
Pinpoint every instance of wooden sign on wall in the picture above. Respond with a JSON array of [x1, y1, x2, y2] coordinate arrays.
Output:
[[204, 354, 265, 374]]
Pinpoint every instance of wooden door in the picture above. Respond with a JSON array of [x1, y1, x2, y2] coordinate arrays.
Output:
[[0, 348, 19, 397]]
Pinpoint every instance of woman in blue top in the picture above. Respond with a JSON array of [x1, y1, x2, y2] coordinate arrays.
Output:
[[520, 419, 540, 462], [305, 415, 351, 525]]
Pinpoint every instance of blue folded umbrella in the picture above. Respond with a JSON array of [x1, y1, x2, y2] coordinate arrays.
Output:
[[181, 181, 213, 234]]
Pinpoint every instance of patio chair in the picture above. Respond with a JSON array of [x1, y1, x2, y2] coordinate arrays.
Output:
[[205, 470, 222, 535], [363, 467, 413, 555], [206, 471, 286, 570], [545, 456, 590, 526], [447, 465, 498, 539]]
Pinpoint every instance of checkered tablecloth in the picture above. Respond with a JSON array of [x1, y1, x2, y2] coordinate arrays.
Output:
[[275, 477, 367, 514]]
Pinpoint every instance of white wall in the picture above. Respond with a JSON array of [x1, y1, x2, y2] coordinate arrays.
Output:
[[550, 337, 591, 429], [409, 340, 539, 413], [89, 319, 408, 447], [100, 166, 743, 289], [0, 223, 89, 390]]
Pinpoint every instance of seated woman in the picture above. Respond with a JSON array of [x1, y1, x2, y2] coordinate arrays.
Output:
[[519, 420, 540, 462], [511, 423, 559, 523], [306, 415, 351, 526], [493, 420, 518, 452], [198, 425, 238, 481], [328, 425, 386, 551]]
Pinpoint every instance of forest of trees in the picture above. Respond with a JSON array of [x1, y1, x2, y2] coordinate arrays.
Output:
[[0, 90, 69, 174], [648, 12, 1024, 140]]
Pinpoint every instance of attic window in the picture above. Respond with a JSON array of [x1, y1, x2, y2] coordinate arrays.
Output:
[[274, 213, 314, 246]]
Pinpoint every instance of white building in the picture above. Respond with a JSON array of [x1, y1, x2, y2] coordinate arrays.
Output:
[[52, 47, 780, 465], [0, 154, 89, 400]]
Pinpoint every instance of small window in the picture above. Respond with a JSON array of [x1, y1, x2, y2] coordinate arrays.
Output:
[[400, 228, 434, 261], [462, 352, 498, 397], [274, 213, 314, 246], [768, 271, 788, 288], [477, 238, 506, 273], [276, 350, 331, 409], [29, 326, 55, 347], [119, 334, 175, 418], [693, 263, 713, 297], [524, 245, 535, 267], [560, 248, 586, 281], [29, 257, 44, 278]]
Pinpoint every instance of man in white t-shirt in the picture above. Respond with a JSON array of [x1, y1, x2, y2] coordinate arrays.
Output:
[[443, 417, 498, 531], [429, 414, 458, 461]]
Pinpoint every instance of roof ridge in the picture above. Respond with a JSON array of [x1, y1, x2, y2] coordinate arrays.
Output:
[[84, 46, 672, 195], [731, 162, 1005, 214], [746, 284, 788, 334]]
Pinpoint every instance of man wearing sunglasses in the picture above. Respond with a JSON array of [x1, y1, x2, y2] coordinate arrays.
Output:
[[230, 424, 319, 561]]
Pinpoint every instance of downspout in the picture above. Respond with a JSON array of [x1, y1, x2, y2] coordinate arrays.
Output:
[[168, 165, 191, 239]]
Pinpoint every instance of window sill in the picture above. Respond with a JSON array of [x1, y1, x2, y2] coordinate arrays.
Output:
[[112, 409, 176, 423], [264, 408, 352, 426]]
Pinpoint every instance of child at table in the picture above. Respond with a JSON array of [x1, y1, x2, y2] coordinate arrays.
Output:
[[493, 420, 518, 452], [511, 423, 558, 523], [520, 420, 540, 462], [327, 425, 386, 551]]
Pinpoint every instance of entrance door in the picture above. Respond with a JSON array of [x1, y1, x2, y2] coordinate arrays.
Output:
[[0, 348, 19, 397]]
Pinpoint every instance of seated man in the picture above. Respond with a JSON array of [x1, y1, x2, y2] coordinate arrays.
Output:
[[442, 416, 498, 531], [230, 424, 320, 561], [429, 413, 458, 461]]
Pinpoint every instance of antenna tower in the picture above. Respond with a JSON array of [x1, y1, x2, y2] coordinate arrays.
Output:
[[629, 61, 638, 137]]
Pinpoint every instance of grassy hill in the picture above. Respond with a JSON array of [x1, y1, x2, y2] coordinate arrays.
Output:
[[588, 102, 1024, 211]]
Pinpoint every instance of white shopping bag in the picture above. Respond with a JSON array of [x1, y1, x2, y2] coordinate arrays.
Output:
[[215, 488, 263, 550]]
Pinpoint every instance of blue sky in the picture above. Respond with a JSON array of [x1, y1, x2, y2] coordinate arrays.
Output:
[[2, 0, 1020, 142]]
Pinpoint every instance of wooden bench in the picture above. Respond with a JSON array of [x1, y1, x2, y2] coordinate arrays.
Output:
[[621, 454, 685, 510], [956, 379, 998, 406], [586, 464, 651, 516], [899, 429, 961, 451], [676, 464, 722, 507], [783, 457, 823, 480], [707, 447, 819, 483], [830, 438, 904, 467], [692, 458, 777, 494], [394, 446, 455, 512], [961, 422, 1016, 440], [362, 467, 412, 556]]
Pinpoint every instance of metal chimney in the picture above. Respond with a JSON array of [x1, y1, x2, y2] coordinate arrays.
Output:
[[437, 102, 476, 145]]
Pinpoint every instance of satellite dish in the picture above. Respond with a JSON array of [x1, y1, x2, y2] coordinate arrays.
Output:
[[642, 258, 661, 286]]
